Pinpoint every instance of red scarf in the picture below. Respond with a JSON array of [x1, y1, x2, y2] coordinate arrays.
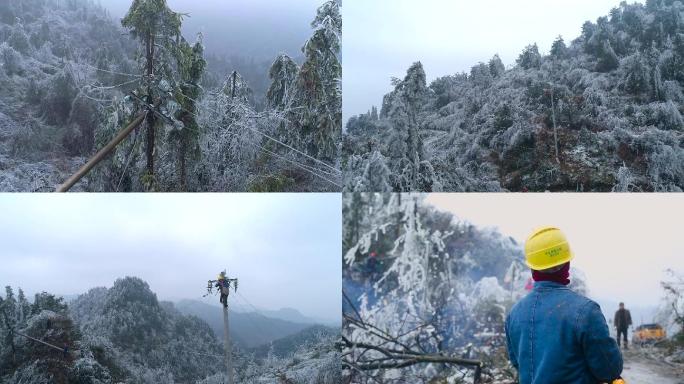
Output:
[[532, 262, 570, 286]]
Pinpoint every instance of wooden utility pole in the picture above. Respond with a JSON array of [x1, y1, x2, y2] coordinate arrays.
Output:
[[222, 305, 233, 384], [56, 112, 147, 192], [549, 86, 560, 164], [210, 272, 237, 384]]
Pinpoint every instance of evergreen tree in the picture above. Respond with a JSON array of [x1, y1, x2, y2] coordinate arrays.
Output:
[[222, 70, 253, 104], [173, 34, 206, 191], [517, 43, 542, 69], [121, 0, 183, 187], [266, 53, 299, 110], [370, 106, 379, 120], [31, 292, 67, 315], [295, 0, 341, 162], [550, 35, 568, 59], [597, 40, 620, 72], [4, 286, 17, 324], [16, 289, 30, 327], [488, 54, 506, 77], [386, 62, 429, 191], [621, 53, 651, 96]]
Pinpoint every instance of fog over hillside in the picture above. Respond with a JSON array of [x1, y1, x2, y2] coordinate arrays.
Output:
[[97, 0, 319, 60]]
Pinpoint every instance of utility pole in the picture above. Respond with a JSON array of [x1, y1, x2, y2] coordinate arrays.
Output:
[[549, 85, 560, 164], [223, 302, 233, 384], [206, 272, 238, 384]]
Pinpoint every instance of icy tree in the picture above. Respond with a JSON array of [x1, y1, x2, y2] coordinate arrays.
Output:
[[172, 34, 206, 191], [517, 43, 542, 70], [657, 270, 684, 342], [550, 36, 568, 59], [386, 62, 431, 191], [293, 0, 342, 163], [121, 0, 183, 188], [266, 54, 299, 110]]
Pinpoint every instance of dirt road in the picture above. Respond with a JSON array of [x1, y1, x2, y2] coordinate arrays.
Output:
[[621, 348, 684, 384]]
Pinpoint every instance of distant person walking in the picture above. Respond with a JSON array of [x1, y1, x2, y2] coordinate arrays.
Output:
[[614, 302, 632, 349], [505, 227, 623, 384]]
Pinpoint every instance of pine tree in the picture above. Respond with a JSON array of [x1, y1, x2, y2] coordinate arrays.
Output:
[[488, 54, 506, 77], [550, 35, 568, 59], [222, 70, 253, 104], [3, 286, 16, 324], [384, 62, 430, 191], [294, 0, 341, 162], [174, 34, 206, 191], [122, 0, 183, 187], [597, 40, 620, 72], [370, 106, 379, 120], [266, 54, 299, 110], [517, 43, 542, 69], [16, 289, 30, 326]]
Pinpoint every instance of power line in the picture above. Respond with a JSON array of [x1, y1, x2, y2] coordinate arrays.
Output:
[[180, 90, 340, 175], [76, 61, 140, 78], [258, 145, 342, 188], [11, 329, 70, 355], [174, 100, 341, 187]]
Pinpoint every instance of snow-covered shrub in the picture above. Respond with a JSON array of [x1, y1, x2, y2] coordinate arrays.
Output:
[[0, 42, 21, 75], [8, 27, 30, 54], [43, 70, 78, 125]]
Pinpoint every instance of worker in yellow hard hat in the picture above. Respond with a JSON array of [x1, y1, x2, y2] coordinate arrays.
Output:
[[505, 227, 624, 384]]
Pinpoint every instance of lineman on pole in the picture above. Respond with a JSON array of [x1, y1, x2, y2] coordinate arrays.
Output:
[[206, 270, 238, 308]]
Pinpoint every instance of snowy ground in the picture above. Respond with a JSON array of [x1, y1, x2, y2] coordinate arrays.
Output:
[[0, 111, 85, 192], [621, 348, 684, 384]]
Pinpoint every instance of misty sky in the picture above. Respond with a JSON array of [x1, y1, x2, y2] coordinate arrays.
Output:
[[343, 0, 646, 124], [96, 0, 320, 60], [0, 194, 341, 323], [426, 194, 684, 311]]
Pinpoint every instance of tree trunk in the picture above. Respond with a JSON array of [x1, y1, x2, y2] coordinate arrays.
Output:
[[179, 134, 187, 191], [145, 33, 156, 179], [231, 71, 237, 100]]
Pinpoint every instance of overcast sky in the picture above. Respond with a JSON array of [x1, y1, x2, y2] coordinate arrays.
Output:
[[0, 194, 341, 323], [343, 0, 646, 124], [426, 194, 684, 311]]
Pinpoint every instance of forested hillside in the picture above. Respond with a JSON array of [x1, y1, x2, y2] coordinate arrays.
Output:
[[0, 277, 340, 383], [343, 0, 684, 192], [0, 0, 341, 192]]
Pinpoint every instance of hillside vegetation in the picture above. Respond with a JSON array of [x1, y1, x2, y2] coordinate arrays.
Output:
[[344, 0, 684, 192]]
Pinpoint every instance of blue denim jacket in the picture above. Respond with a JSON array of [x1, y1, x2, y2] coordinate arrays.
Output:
[[505, 281, 623, 384]]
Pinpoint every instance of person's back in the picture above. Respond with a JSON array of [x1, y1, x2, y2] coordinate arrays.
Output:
[[506, 281, 623, 384], [505, 227, 623, 384]]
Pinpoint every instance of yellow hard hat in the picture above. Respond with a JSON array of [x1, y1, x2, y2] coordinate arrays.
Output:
[[524, 226, 573, 270]]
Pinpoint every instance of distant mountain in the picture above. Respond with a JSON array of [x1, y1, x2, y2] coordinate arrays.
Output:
[[258, 307, 339, 327], [250, 324, 339, 359], [175, 299, 312, 348]]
